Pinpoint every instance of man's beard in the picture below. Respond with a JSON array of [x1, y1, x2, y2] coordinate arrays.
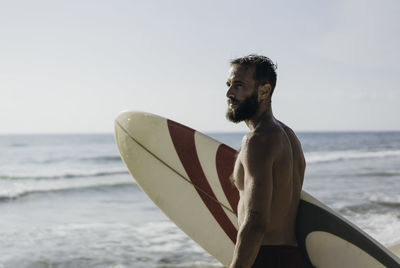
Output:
[[226, 92, 259, 123]]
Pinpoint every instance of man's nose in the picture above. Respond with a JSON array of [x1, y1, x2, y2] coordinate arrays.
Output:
[[226, 87, 235, 99]]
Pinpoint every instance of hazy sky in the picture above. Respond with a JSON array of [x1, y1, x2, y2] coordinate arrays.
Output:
[[1, 0, 399, 134]]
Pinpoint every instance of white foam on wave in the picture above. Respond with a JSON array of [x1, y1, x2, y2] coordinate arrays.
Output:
[[0, 175, 134, 200], [365, 192, 400, 205], [346, 212, 400, 246], [0, 164, 129, 180], [0, 221, 221, 268], [305, 150, 400, 164]]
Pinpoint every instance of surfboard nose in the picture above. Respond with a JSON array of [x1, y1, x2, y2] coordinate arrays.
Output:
[[115, 111, 166, 142], [115, 110, 150, 132], [114, 110, 187, 176]]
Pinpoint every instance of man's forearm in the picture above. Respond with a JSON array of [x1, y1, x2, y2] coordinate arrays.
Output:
[[230, 221, 266, 268]]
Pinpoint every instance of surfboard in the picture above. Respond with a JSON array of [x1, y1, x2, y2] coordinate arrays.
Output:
[[114, 111, 400, 268]]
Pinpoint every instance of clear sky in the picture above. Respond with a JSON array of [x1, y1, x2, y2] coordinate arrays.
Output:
[[1, 0, 399, 134]]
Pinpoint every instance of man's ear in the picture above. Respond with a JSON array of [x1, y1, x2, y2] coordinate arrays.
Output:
[[258, 83, 272, 101]]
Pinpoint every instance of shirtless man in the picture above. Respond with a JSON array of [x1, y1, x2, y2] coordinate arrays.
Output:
[[225, 55, 306, 268]]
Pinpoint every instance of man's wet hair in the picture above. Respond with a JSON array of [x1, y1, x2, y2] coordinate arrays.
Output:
[[230, 54, 277, 96]]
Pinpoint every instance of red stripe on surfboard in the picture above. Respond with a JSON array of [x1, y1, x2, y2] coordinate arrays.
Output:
[[167, 119, 237, 244], [216, 144, 240, 215]]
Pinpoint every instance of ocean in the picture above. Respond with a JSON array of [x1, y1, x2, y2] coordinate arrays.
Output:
[[1, 132, 400, 268]]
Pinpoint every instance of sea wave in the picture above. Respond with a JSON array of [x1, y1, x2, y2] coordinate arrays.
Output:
[[9, 143, 28, 147], [339, 202, 400, 215], [339, 211, 400, 246], [367, 192, 400, 206], [0, 177, 135, 201], [80, 155, 122, 162], [0, 221, 221, 268], [337, 193, 400, 214], [305, 150, 400, 164], [0, 170, 129, 181], [372, 201, 400, 209], [354, 171, 400, 177], [28, 155, 122, 164]]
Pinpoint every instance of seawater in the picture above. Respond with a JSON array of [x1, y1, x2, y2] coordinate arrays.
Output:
[[1, 132, 400, 268]]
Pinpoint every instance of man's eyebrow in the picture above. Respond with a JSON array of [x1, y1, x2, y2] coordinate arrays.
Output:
[[226, 79, 245, 86], [232, 80, 244, 85]]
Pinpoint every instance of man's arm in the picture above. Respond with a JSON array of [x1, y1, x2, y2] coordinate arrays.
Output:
[[230, 134, 279, 268]]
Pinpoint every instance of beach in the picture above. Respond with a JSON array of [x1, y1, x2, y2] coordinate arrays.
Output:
[[1, 132, 400, 267]]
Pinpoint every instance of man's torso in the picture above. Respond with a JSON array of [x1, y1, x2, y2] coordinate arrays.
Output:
[[232, 120, 305, 246]]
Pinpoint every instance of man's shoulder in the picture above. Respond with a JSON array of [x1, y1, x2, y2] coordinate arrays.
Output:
[[276, 120, 295, 136], [276, 120, 303, 149], [242, 127, 283, 158]]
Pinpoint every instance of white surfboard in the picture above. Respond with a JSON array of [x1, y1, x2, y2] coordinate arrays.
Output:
[[114, 111, 400, 268]]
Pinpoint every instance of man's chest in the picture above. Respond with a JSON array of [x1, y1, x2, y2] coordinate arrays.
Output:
[[232, 153, 244, 191]]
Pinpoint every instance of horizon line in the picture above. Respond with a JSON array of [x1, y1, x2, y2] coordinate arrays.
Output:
[[1, 129, 400, 135]]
